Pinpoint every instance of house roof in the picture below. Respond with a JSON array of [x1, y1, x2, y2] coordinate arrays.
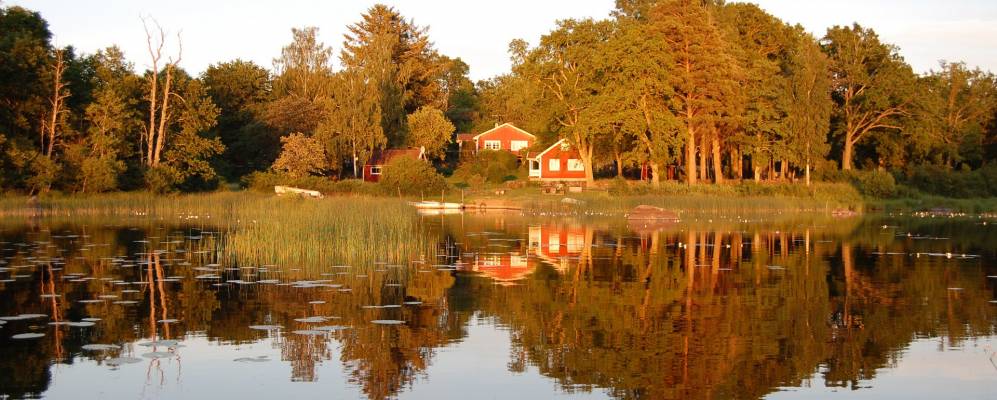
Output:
[[367, 148, 424, 165], [456, 133, 475, 142], [529, 138, 571, 160], [472, 122, 537, 140]]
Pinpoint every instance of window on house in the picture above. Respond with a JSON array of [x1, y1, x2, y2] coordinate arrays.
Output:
[[510, 140, 529, 151], [484, 140, 501, 150], [548, 159, 561, 171], [567, 159, 584, 171], [370, 166, 382, 175]]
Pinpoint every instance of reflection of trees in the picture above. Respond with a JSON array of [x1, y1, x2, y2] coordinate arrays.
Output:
[[467, 222, 996, 399]]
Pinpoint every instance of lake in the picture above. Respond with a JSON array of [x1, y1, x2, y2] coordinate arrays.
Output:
[[0, 204, 995, 399]]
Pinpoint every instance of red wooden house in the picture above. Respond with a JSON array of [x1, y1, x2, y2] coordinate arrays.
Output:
[[472, 123, 536, 153], [362, 148, 425, 182], [527, 139, 587, 182]]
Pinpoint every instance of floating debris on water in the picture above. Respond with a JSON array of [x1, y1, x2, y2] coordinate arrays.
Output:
[[371, 320, 405, 325]]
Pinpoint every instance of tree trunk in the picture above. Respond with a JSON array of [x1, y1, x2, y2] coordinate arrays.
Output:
[[650, 161, 661, 187], [698, 135, 707, 182], [615, 151, 624, 178], [711, 136, 722, 184], [685, 124, 696, 185], [152, 65, 174, 166], [805, 160, 811, 186], [842, 138, 854, 171], [733, 148, 743, 180]]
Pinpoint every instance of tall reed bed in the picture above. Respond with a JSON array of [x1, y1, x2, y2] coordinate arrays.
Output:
[[224, 196, 438, 276], [0, 192, 440, 276]]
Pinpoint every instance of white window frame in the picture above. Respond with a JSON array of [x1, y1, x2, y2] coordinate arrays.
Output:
[[510, 140, 529, 151], [548, 159, 561, 171], [370, 166, 382, 175], [484, 140, 501, 150], [567, 159, 584, 171]]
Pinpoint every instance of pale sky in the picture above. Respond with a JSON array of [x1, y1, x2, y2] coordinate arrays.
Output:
[[10, 0, 997, 81]]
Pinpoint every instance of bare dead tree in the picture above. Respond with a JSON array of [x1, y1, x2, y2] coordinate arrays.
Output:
[[41, 48, 70, 159], [142, 17, 183, 167]]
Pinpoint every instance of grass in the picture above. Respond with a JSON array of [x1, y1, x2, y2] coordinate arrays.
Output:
[[0, 192, 438, 276]]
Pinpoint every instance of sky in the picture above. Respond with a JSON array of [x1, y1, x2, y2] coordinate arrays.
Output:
[[9, 0, 997, 81]]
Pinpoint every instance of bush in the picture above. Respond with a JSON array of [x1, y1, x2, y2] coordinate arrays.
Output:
[[851, 170, 897, 198], [378, 157, 448, 196], [903, 164, 996, 198], [244, 171, 380, 195], [451, 151, 521, 185]]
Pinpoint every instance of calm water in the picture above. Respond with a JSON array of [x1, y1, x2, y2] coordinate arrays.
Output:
[[0, 211, 995, 399]]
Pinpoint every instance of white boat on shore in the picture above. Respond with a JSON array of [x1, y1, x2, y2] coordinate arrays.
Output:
[[410, 201, 463, 210]]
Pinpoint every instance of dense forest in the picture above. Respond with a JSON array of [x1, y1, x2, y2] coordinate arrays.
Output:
[[1, 0, 995, 195]]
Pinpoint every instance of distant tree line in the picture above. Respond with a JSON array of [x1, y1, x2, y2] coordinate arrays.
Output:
[[1, 1, 995, 195]]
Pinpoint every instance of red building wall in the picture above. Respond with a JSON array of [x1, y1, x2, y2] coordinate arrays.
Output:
[[475, 124, 534, 152], [538, 145, 587, 181]]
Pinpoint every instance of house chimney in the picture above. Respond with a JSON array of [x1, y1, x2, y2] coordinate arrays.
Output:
[[495, 122, 500, 128], [418, 146, 426, 160]]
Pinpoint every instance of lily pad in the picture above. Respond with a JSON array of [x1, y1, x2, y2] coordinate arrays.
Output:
[[142, 351, 174, 359], [82, 344, 121, 351], [248, 325, 283, 330], [11, 333, 45, 339], [371, 320, 405, 325], [234, 355, 270, 363], [294, 316, 327, 323], [106, 357, 142, 365], [292, 330, 326, 336]]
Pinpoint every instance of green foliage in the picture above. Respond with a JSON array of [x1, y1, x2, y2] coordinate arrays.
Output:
[[450, 151, 521, 185], [378, 157, 448, 196], [406, 106, 454, 160], [26, 155, 58, 193], [904, 164, 997, 198], [851, 170, 897, 198], [271, 132, 329, 178], [341, 4, 446, 146], [202, 59, 272, 177]]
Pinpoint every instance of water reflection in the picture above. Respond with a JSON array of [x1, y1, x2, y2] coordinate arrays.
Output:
[[0, 213, 994, 399]]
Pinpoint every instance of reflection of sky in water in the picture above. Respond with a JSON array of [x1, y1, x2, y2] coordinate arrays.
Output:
[[769, 337, 997, 399], [41, 316, 606, 399]]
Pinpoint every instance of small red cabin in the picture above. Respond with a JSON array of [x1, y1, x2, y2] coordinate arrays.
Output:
[[473, 123, 536, 153], [527, 139, 586, 182], [362, 148, 425, 182]]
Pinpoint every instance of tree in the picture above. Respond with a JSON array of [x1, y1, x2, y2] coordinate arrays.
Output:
[[602, 18, 679, 185], [316, 70, 385, 177], [141, 17, 183, 167], [341, 4, 445, 145], [151, 73, 224, 191], [40, 48, 70, 159], [272, 27, 333, 101], [822, 24, 915, 170], [782, 28, 832, 186], [272, 132, 329, 178], [650, 0, 737, 184], [910, 62, 997, 168], [202, 59, 272, 177], [406, 106, 454, 160], [522, 19, 616, 184], [439, 57, 478, 133]]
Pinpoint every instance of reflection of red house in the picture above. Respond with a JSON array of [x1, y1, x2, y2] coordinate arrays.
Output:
[[459, 254, 532, 285], [529, 225, 587, 270], [527, 139, 587, 182], [473, 123, 536, 153], [362, 148, 425, 182]]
